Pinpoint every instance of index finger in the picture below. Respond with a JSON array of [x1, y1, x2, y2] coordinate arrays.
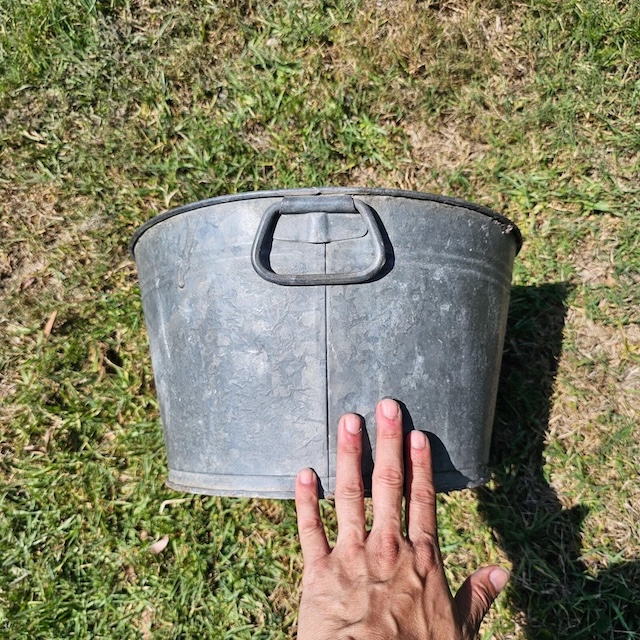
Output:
[[335, 413, 366, 544]]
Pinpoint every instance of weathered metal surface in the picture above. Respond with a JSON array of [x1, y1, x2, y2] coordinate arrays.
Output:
[[132, 188, 520, 498]]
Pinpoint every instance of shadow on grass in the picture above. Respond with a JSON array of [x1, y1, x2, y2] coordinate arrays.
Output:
[[480, 284, 640, 639]]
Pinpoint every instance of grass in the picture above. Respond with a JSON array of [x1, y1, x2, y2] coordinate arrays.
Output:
[[1, 0, 639, 637]]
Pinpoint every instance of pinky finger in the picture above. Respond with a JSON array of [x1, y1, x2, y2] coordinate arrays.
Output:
[[295, 468, 330, 563]]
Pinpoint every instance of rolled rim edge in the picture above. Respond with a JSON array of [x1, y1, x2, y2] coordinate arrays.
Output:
[[129, 186, 523, 258]]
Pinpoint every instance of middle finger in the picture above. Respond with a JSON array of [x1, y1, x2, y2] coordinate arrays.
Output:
[[371, 398, 405, 533]]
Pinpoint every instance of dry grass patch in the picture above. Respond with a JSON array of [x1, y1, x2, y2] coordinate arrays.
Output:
[[0, 183, 101, 305], [348, 163, 415, 189], [550, 308, 639, 453], [342, 0, 535, 196], [570, 218, 621, 286], [0, 185, 65, 292], [547, 307, 639, 569], [404, 120, 490, 171]]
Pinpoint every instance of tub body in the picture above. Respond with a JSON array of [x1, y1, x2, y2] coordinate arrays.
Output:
[[132, 188, 521, 498]]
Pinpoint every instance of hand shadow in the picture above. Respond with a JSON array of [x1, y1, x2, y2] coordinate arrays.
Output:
[[478, 284, 640, 639]]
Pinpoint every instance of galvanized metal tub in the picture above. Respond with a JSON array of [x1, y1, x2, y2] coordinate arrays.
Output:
[[131, 187, 521, 498]]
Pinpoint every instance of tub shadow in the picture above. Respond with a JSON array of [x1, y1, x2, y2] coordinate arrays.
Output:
[[361, 401, 476, 497], [479, 283, 640, 639]]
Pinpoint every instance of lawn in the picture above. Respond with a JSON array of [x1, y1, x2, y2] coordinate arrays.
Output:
[[1, 0, 639, 638]]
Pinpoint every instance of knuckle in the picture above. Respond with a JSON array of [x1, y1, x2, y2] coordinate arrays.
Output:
[[474, 583, 494, 610], [378, 424, 402, 440], [299, 515, 324, 537], [374, 466, 404, 490], [295, 495, 318, 514], [373, 531, 403, 562], [410, 482, 436, 508], [335, 479, 364, 501], [338, 439, 361, 455], [410, 450, 430, 468], [336, 539, 366, 564], [414, 533, 440, 567], [302, 557, 330, 587]]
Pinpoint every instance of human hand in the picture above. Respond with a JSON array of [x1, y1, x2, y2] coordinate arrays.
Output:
[[295, 398, 509, 640]]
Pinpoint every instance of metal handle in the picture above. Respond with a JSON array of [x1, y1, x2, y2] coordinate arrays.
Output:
[[251, 196, 386, 286]]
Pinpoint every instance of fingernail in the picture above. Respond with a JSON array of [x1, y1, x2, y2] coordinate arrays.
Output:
[[489, 567, 510, 591], [410, 430, 426, 449], [344, 414, 361, 435], [299, 468, 315, 485], [380, 398, 399, 419]]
